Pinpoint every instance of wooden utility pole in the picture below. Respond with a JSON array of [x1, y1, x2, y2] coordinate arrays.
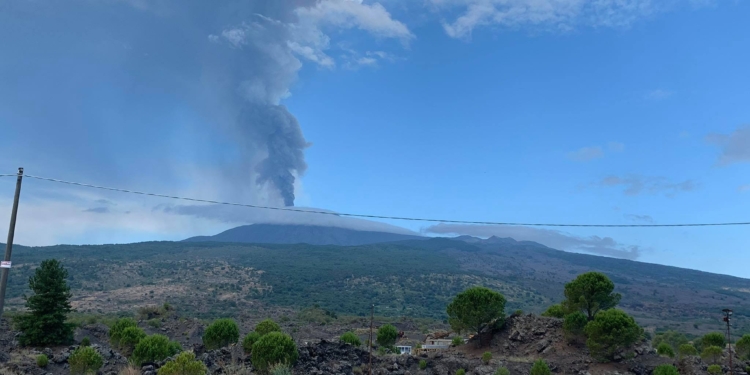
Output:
[[369, 303, 374, 375], [0, 168, 24, 316]]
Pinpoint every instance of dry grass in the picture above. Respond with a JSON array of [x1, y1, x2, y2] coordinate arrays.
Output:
[[118, 365, 141, 375]]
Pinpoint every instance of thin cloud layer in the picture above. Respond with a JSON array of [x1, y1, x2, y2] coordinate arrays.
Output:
[[425, 223, 641, 260], [600, 175, 696, 197], [430, 0, 671, 39], [567, 146, 604, 162], [706, 125, 750, 166]]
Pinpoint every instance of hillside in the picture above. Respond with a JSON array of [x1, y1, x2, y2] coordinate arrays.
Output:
[[183, 223, 424, 246], [3, 236, 749, 337]]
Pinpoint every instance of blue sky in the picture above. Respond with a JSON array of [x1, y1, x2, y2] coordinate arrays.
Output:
[[0, 0, 748, 277]]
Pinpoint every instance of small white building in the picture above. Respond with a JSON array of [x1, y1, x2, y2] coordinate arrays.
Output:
[[396, 345, 413, 355]]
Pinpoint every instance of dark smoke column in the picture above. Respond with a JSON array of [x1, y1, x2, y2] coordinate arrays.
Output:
[[243, 104, 309, 206]]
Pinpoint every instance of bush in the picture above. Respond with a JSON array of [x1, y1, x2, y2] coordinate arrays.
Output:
[[157, 351, 207, 375], [109, 318, 138, 346], [419, 360, 427, 370], [131, 334, 182, 366], [530, 359, 551, 375], [494, 367, 510, 375], [269, 364, 292, 375], [701, 332, 726, 349], [678, 343, 697, 359], [251, 332, 298, 372], [482, 351, 492, 364], [119, 326, 147, 353], [701, 345, 723, 365], [452, 337, 464, 346], [707, 364, 722, 375], [81, 337, 91, 347], [456, 369, 465, 375], [652, 330, 688, 352], [513, 310, 523, 317], [563, 312, 587, 339], [16, 259, 75, 346], [242, 332, 262, 354], [340, 332, 361, 347], [377, 325, 399, 348], [735, 334, 750, 359], [652, 364, 679, 375], [36, 354, 49, 368], [656, 342, 675, 358], [541, 304, 566, 318], [255, 319, 281, 336], [69, 346, 104, 375], [584, 309, 643, 361], [203, 318, 240, 350]]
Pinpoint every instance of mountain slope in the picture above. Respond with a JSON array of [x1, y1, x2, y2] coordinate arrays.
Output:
[[183, 223, 424, 246], [5, 234, 750, 336]]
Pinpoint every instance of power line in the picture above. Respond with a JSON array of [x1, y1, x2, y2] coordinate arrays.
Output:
[[1, 172, 749, 228]]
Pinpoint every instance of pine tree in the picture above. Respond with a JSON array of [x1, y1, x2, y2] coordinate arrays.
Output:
[[17, 259, 74, 346]]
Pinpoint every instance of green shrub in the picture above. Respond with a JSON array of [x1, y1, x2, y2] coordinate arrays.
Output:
[[678, 343, 697, 359], [157, 351, 207, 375], [482, 351, 492, 364], [119, 326, 147, 353], [269, 364, 292, 375], [652, 364, 679, 375], [707, 364, 722, 375], [202, 318, 240, 350], [377, 325, 399, 348], [563, 312, 587, 339], [652, 331, 688, 352], [701, 332, 726, 349], [513, 310, 523, 317], [530, 359, 551, 375], [451, 337, 464, 346], [541, 304, 566, 318], [131, 334, 182, 366], [584, 309, 643, 361], [419, 360, 427, 370], [109, 317, 138, 346], [36, 354, 49, 368], [456, 369, 466, 375], [494, 367, 510, 375], [340, 332, 361, 347], [656, 342, 675, 358], [701, 345, 723, 365], [80, 337, 91, 347], [68, 346, 104, 375], [251, 332, 298, 372], [255, 319, 281, 336], [736, 334, 750, 359], [147, 319, 161, 328], [242, 331, 262, 354]]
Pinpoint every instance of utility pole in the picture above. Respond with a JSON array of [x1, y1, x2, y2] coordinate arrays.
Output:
[[0, 168, 24, 317], [723, 309, 734, 375], [369, 303, 374, 375]]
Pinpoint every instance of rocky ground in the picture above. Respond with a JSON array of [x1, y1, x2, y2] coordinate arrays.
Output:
[[2, 313, 750, 375]]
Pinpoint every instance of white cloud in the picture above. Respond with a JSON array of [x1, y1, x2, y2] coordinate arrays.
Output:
[[645, 89, 674, 101], [430, 0, 670, 39], [295, 0, 414, 43], [567, 146, 604, 162], [425, 223, 642, 260], [706, 125, 750, 166], [600, 175, 697, 197], [567, 142, 624, 162], [739, 184, 750, 193]]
